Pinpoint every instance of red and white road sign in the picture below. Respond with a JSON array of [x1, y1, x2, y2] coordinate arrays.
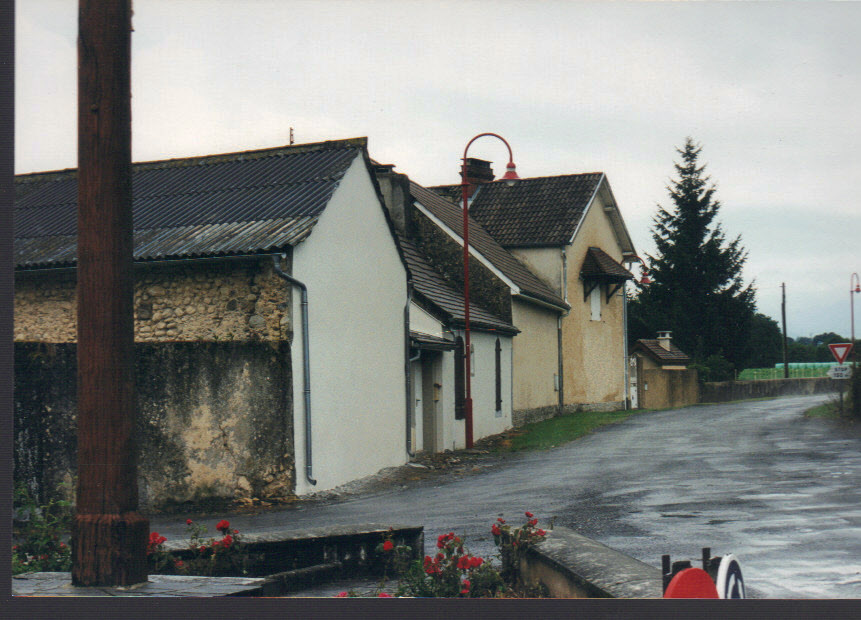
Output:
[[828, 343, 853, 365]]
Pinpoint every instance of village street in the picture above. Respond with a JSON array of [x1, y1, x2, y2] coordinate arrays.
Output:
[[150, 393, 861, 598]]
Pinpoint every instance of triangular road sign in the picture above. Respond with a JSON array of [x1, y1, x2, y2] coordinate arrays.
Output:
[[828, 343, 853, 365]]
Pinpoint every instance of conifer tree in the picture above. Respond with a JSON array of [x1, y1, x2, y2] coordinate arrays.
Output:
[[629, 138, 756, 377]]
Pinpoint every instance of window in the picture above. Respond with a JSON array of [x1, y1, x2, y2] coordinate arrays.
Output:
[[454, 336, 465, 420], [495, 338, 502, 413], [590, 285, 602, 321]]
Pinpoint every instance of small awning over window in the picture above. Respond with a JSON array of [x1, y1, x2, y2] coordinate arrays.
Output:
[[410, 332, 457, 351], [580, 246, 633, 302]]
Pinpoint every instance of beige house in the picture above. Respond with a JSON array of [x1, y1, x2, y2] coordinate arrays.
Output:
[[630, 331, 698, 409], [433, 159, 637, 419]]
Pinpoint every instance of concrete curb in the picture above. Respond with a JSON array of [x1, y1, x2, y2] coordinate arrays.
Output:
[[521, 526, 662, 598]]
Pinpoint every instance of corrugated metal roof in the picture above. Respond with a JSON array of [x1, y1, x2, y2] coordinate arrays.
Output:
[[410, 182, 568, 311], [14, 139, 365, 267], [399, 233, 517, 335], [431, 173, 604, 248]]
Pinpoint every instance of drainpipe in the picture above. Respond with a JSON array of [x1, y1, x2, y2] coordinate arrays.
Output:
[[272, 256, 316, 486], [622, 281, 630, 410], [405, 279, 417, 457], [558, 249, 569, 413]]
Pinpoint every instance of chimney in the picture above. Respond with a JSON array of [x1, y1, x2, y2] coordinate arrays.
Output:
[[657, 331, 672, 351], [461, 158, 495, 199], [374, 164, 413, 236]]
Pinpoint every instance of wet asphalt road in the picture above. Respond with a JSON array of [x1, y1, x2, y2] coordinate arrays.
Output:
[[151, 394, 861, 598]]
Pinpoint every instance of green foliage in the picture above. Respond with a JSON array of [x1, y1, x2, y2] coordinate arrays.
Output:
[[747, 313, 784, 368], [369, 514, 548, 598], [689, 354, 735, 382], [12, 484, 72, 575], [628, 138, 756, 372], [848, 365, 861, 420], [147, 519, 249, 576], [505, 409, 640, 452]]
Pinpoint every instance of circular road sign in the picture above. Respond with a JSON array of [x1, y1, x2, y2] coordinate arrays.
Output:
[[716, 554, 745, 599], [664, 567, 719, 598]]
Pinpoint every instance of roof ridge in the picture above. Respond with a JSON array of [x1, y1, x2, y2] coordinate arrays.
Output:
[[429, 171, 605, 190], [15, 137, 368, 181]]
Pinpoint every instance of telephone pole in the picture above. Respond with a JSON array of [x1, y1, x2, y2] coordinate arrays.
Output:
[[72, 0, 148, 586], [781, 283, 789, 379]]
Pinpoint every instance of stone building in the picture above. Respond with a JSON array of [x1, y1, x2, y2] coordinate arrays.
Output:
[[14, 138, 411, 505]]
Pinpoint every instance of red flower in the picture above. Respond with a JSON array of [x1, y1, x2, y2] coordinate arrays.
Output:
[[216, 519, 230, 533], [382, 540, 394, 552], [174, 560, 184, 569], [199, 545, 207, 553], [491, 524, 501, 536], [186, 519, 193, 525], [497, 517, 506, 523], [537, 529, 546, 536], [378, 592, 392, 598], [460, 579, 471, 595], [220, 535, 233, 548], [470, 556, 484, 569], [457, 556, 470, 570], [525, 511, 534, 518], [529, 518, 538, 526], [335, 591, 349, 597], [233, 529, 239, 534]]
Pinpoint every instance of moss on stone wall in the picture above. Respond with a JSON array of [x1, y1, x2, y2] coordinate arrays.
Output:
[[413, 211, 512, 323], [14, 341, 295, 510]]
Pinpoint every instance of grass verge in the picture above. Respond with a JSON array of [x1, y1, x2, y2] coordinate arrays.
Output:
[[494, 409, 645, 452], [804, 402, 839, 419]]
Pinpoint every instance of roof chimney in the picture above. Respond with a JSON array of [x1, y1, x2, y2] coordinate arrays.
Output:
[[657, 331, 672, 351], [373, 164, 413, 236], [461, 158, 495, 199]]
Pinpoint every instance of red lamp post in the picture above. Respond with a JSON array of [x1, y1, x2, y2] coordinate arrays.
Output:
[[851, 272, 860, 363], [460, 133, 519, 448]]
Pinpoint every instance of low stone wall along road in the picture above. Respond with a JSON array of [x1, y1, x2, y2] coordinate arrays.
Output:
[[151, 394, 861, 598]]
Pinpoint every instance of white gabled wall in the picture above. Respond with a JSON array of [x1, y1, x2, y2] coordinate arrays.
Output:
[[448, 329, 513, 449], [291, 157, 407, 494]]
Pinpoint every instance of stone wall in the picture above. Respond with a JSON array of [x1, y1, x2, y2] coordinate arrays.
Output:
[[14, 255, 291, 343], [14, 341, 294, 510], [700, 376, 834, 403]]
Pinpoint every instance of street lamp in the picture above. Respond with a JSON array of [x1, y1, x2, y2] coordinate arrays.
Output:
[[851, 272, 860, 363], [460, 133, 519, 448]]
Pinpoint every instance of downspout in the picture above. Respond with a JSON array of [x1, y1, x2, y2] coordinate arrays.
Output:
[[622, 280, 630, 410], [272, 255, 316, 486], [405, 279, 417, 458], [558, 249, 569, 413]]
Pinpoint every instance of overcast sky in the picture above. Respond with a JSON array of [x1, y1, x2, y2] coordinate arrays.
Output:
[[15, 1, 861, 340]]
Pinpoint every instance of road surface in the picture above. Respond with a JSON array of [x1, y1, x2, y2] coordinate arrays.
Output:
[[152, 393, 861, 598]]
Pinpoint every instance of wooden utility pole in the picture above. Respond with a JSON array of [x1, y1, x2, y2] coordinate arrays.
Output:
[[72, 0, 148, 586], [781, 283, 789, 379]]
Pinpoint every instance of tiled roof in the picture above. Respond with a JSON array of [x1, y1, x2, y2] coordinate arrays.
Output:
[[580, 247, 633, 281], [431, 173, 604, 248], [633, 340, 691, 366], [14, 138, 367, 268], [398, 233, 517, 335], [410, 182, 568, 311]]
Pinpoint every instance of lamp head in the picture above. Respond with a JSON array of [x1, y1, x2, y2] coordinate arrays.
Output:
[[501, 161, 520, 186]]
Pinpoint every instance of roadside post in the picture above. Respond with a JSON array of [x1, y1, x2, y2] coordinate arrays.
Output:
[[828, 343, 854, 414]]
